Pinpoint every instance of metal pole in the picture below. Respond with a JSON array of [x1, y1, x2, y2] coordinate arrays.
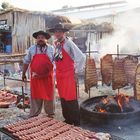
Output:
[[84, 51, 98, 54], [27, 69, 30, 80], [77, 78, 79, 98], [3, 59, 6, 87], [22, 82, 25, 112], [89, 90, 91, 98], [89, 32, 91, 98], [117, 44, 119, 58], [4, 77, 30, 82], [109, 53, 138, 56], [89, 32, 91, 57], [89, 43, 91, 58], [3, 74, 5, 87], [118, 88, 120, 95]]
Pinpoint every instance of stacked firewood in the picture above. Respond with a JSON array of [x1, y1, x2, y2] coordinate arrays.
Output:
[[4, 116, 111, 140]]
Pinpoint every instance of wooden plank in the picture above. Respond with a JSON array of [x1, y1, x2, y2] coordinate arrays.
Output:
[[0, 59, 22, 61], [0, 61, 23, 65], [0, 53, 26, 58]]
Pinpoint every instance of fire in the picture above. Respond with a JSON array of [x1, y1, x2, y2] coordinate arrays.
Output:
[[102, 98, 108, 104], [116, 94, 124, 112], [97, 93, 131, 113], [99, 108, 106, 113], [116, 93, 130, 112]]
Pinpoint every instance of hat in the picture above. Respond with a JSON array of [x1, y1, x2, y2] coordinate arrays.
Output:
[[48, 23, 69, 33], [33, 30, 51, 39]]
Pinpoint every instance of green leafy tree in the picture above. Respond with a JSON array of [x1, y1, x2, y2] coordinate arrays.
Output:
[[1, 2, 13, 10]]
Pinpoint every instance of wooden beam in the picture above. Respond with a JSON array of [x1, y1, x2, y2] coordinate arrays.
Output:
[[0, 61, 23, 65], [0, 53, 26, 58]]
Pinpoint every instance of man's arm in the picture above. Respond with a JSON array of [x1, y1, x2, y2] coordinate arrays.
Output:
[[22, 64, 29, 81], [69, 39, 86, 75], [22, 47, 32, 81]]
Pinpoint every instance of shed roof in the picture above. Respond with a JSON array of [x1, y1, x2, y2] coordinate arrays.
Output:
[[0, 8, 79, 29], [72, 22, 113, 32]]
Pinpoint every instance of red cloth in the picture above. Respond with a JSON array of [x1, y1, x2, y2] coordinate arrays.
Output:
[[55, 43, 77, 101], [30, 47, 54, 100]]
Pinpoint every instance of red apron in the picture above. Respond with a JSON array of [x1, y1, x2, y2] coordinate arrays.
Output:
[[55, 43, 77, 101], [30, 46, 54, 100]]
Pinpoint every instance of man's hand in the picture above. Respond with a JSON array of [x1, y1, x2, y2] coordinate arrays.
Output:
[[22, 74, 27, 82], [22, 64, 29, 81]]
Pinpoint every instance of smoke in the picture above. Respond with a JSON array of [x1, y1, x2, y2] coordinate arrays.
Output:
[[100, 9, 140, 57]]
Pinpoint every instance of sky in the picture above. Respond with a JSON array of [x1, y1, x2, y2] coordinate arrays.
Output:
[[0, 0, 140, 11]]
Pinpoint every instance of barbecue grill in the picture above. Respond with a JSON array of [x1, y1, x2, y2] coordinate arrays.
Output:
[[80, 95, 140, 126], [0, 116, 113, 140]]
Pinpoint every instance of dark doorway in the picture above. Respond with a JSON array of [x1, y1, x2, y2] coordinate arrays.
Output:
[[0, 30, 12, 53]]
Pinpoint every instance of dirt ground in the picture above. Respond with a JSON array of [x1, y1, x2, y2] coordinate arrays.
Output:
[[0, 76, 139, 140]]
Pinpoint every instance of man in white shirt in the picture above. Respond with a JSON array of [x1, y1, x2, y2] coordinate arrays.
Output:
[[49, 23, 86, 126], [22, 31, 54, 118]]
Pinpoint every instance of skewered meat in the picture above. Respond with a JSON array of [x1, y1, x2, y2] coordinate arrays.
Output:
[[112, 58, 128, 90], [124, 55, 138, 85], [4, 116, 111, 140], [101, 54, 113, 86], [85, 56, 98, 93], [134, 64, 140, 100], [4, 116, 52, 131], [72, 127, 99, 139], [52, 129, 100, 140]]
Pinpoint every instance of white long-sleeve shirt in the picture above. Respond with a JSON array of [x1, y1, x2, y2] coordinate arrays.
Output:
[[23, 44, 54, 64], [60, 37, 86, 74]]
